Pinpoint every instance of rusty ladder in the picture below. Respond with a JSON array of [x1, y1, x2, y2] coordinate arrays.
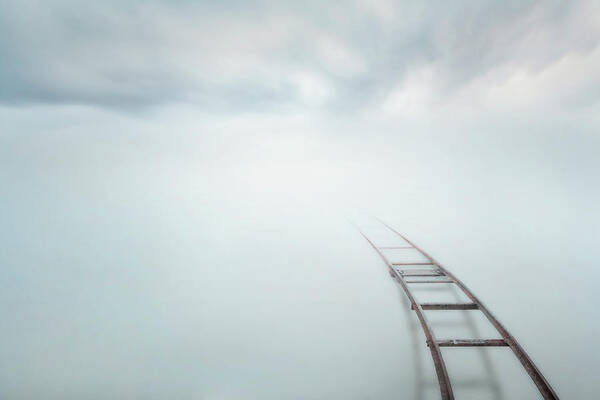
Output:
[[357, 220, 559, 400]]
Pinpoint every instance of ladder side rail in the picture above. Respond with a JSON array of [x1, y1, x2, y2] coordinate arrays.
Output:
[[358, 230, 455, 400]]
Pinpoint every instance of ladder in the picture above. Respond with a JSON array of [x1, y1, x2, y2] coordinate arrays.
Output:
[[403, 270, 502, 400], [357, 220, 559, 400]]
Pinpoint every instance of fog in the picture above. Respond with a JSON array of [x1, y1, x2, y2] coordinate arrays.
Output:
[[2, 104, 599, 399], [2, 1, 600, 399]]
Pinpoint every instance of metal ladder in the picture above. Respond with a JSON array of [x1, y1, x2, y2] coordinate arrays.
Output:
[[357, 220, 559, 400], [403, 272, 502, 400]]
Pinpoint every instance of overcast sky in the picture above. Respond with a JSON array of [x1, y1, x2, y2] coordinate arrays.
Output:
[[1, 1, 600, 399], [1, 0, 599, 113]]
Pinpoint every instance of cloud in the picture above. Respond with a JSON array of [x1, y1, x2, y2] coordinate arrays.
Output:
[[0, 0, 599, 113]]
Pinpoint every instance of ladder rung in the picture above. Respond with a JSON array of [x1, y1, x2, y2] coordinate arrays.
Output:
[[434, 339, 507, 347], [412, 303, 479, 310], [400, 269, 443, 277], [392, 262, 434, 266], [408, 285, 452, 292], [378, 246, 413, 249], [405, 279, 454, 284], [429, 319, 470, 327]]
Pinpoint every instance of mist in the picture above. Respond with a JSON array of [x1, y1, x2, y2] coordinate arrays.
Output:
[[2, 1, 600, 399]]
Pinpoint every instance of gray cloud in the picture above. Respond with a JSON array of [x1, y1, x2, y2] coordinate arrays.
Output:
[[1, 0, 599, 112]]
